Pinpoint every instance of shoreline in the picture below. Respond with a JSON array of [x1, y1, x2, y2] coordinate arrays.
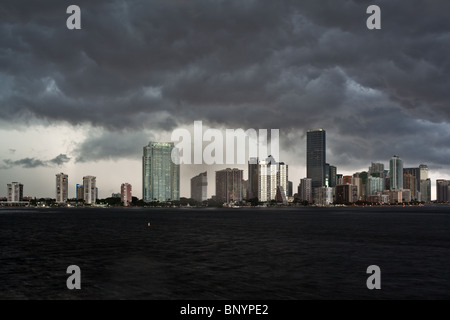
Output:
[[1, 204, 450, 210]]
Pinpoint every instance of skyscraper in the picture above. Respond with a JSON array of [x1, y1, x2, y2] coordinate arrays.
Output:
[[56, 173, 68, 203], [143, 142, 180, 202], [83, 176, 96, 205], [247, 157, 259, 200], [215, 169, 243, 203], [121, 183, 132, 206], [403, 173, 417, 200], [403, 167, 420, 199], [437, 180, 450, 203], [191, 172, 208, 202], [404, 164, 430, 201], [76, 184, 83, 200], [390, 156, 403, 190], [419, 164, 430, 202], [258, 156, 288, 202], [353, 172, 368, 201], [287, 181, 293, 198], [307, 129, 326, 191], [420, 179, 431, 203], [7, 182, 23, 202], [350, 177, 361, 201], [329, 165, 337, 187], [298, 178, 312, 203]]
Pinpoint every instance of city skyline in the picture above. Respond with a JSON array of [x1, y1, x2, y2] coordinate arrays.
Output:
[[1, 139, 447, 203], [2, 1, 450, 200]]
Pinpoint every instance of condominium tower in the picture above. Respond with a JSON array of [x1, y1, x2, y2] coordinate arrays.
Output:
[[143, 142, 180, 202], [56, 173, 69, 203]]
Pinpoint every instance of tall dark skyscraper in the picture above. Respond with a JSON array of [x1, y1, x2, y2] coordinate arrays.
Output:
[[247, 157, 259, 200], [307, 129, 326, 190], [403, 167, 420, 197], [436, 180, 450, 203], [329, 165, 337, 187]]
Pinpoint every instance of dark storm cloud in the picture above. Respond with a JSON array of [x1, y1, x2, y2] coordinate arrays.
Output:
[[2, 158, 47, 169], [49, 154, 71, 166], [1, 154, 71, 169], [74, 131, 154, 162], [1, 0, 450, 168]]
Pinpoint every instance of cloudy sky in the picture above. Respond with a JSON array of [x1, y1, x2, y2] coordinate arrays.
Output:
[[1, 0, 450, 199]]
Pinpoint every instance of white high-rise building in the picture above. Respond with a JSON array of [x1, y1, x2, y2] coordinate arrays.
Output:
[[7, 182, 23, 202], [278, 161, 288, 199], [56, 173, 69, 203], [258, 159, 274, 202], [83, 176, 96, 205], [258, 156, 288, 202]]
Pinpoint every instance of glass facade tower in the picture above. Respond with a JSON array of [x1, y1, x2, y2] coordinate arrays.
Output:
[[143, 142, 180, 202], [307, 129, 326, 190], [390, 155, 404, 190]]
